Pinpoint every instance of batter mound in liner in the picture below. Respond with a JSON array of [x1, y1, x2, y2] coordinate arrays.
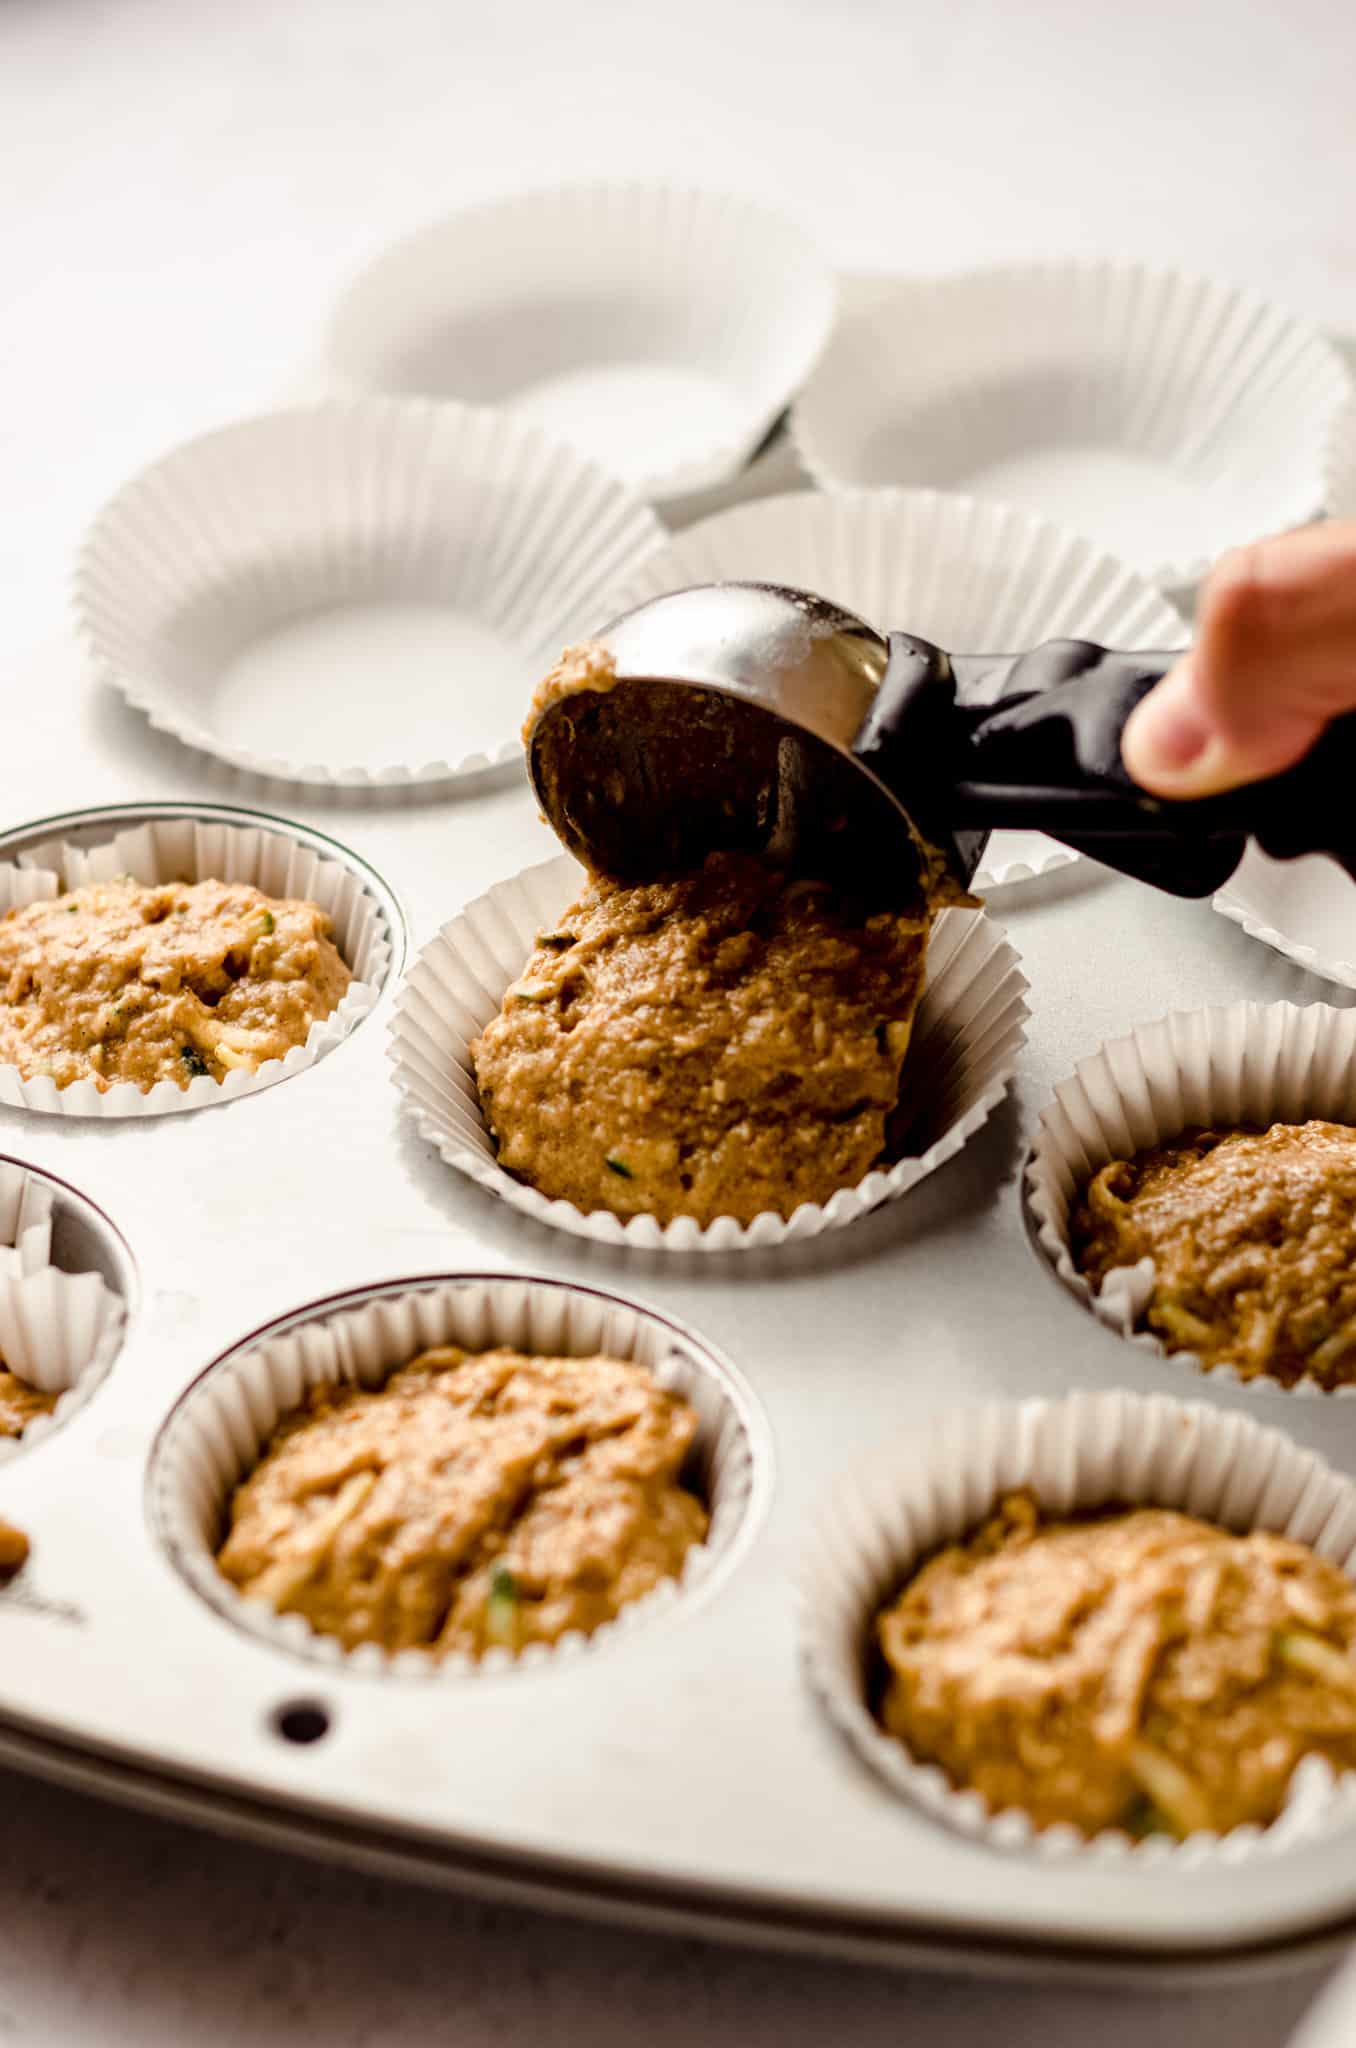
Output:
[[1073, 1121, 1356, 1389], [216, 1345, 709, 1659], [876, 1490, 1356, 1839], [471, 851, 932, 1228], [0, 1361, 55, 1440], [0, 878, 351, 1092]]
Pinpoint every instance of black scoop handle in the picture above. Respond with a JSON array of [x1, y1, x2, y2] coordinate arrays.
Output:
[[859, 634, 1356, 899]]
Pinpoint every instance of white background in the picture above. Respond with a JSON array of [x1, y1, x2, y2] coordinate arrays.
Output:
[[1, 0, 1355, 2039]]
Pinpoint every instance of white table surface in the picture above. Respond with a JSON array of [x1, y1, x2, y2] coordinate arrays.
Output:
[[2, 0, 1355, 2039]]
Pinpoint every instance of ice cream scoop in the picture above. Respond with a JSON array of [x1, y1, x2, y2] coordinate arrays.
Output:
[[526, 582, 1356, 909]]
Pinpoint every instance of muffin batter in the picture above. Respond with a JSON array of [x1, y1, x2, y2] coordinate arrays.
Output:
[[217, 1345, 708, 1658], [0, 1364, 55, 1440], [0, 1519, 28, 1575], [523, 638, 618, 737], [877, 1491, 1356, 1839], [471, 852, 931, 1227], [0, 877, 351, 1091], [1073, 1121, 1356, 1387]]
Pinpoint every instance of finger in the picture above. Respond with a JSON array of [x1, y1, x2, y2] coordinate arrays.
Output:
[[1121, 522, 1356, 799], [1121, 656, 1324, 797], [1193, 523, 1356, 750]]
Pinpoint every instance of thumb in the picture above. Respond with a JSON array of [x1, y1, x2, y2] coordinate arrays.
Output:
[[1121, 654, 1326, 800]]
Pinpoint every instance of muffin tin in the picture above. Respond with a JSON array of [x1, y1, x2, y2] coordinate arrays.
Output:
[[8, 204, 1356, 1984], [10, 673, 1356, 1984]]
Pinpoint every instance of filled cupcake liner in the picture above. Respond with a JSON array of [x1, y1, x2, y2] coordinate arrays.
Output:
[[1213, 846, 1356, 991], [75, 399, 665, 788], [1026, 1001, 1356, 1399], [0, 1263, 125, 1463], [149, 1274, 766, 1676], [791, 261, 1353, 588], [1324, 394, 1356, 519], [801, 1387, 1356, 1863], [387, 854, 1029, 1253], [603, 485, 1186, 893], [0, 816, 391, 1118], [0, 1163, 54, 1277], [322, 183, 837, 503]]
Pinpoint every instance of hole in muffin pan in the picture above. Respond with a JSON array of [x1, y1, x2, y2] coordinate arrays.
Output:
[[0, 801, 408, 1116], [146, 1273, 773, 1681], [0, 1155, 138, 1458], [271, 1698, 333, 1746]]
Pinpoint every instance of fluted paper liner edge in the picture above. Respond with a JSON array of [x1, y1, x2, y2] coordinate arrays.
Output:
[[0, 1163, 54, 1276], [0, 1264, 125, 1462]]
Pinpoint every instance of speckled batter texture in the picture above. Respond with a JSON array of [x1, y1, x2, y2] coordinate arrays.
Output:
[[877, 1491, 1356, 1839], [0, 878, 351, 1092], [0, 1367, 56, 1440], [1073, 1122, 1356, 1388], [471, 852, 931, 1228], [217, 1346, 708, 1659]]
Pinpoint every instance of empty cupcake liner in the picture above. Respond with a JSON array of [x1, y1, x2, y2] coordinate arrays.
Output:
[[388, 854, 1028, 1252], [0, 814, 392, 1118], [1214, 846, 1356, 991], [148, 1273, 767, 1677], [801, 1387, 1356, 1863], [792, 261, 1353, 589], [0, 1163, 54, 1277], [322, 183, 837, 503], [1026, 1001, 1356, 1398], [604, 486, 1186, 892], [0, 1263, 125, 1463], [1324, 394, 1356, 519], [75, 399, 665, 788]]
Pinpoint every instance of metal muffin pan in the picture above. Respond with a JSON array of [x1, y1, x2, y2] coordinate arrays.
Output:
[[9, 650, 1356, 1985]]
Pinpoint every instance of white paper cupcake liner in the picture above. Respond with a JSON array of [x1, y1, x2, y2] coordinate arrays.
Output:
[[75, 399, 664, 788], [1026, 1001, 1356, 1398], [0, 1163, 54, 1277], [1324, 395, 1356, 519], [603, 485, 1186, 892], [0, 1264, 125, 1463], [1214, 846, 1356, 990], [801, 1387, 1356, 1863], [149, 1274, 767, 1677], [388, 854, 1028, 1252], [792, 262, 1353, 588], [0, 813, 392, 1117], [322, 183, 837, 503]]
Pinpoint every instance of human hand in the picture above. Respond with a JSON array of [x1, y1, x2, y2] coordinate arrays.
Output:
[[1121, 522, 1356, 799]]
